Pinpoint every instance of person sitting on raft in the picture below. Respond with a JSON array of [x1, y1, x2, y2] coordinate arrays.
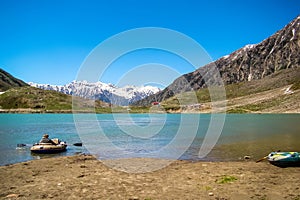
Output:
[[39, 134, 56, 144]]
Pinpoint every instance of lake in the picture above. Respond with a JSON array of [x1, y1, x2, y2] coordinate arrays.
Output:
[[0, 113, 299, 165]]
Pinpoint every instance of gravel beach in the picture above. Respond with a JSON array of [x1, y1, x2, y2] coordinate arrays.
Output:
[[1, 154, 300, 200]]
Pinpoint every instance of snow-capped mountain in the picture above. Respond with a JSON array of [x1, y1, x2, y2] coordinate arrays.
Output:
[[28, 81, 160, 106]]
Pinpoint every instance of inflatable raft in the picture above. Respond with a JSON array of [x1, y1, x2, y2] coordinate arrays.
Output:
[[30, 138, 67, 154], [267, 152, 300, 167]]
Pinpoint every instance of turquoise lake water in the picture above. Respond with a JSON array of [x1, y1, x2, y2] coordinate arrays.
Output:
[[0, 113, 299, 165]]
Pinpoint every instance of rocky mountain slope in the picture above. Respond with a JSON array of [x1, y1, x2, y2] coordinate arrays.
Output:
[[160, 67, 300, 113], [29, 81, 160, 106], [0, 69, 28, 91], [134, 15, 300, 106]]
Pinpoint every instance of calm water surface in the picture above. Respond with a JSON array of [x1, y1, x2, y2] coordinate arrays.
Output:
[[0, 113, 299, 165]]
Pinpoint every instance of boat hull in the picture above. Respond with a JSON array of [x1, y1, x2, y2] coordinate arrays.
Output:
[[30, 143, 67, 154], [268, 152, 300, 167], [269, 161, 300, 167]]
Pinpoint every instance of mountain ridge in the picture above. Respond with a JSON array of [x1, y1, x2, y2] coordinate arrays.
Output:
[[134, 15, 300, 106], [29, 81, 160, 106], [0, 69, 28, 92]]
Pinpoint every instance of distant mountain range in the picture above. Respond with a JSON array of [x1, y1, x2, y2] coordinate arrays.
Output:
[[0, 69, 160, 106], [135, 15, 300, 106], [29, 81, 160, 106]]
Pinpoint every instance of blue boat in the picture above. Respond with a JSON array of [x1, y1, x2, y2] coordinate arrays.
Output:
[[267, 152, 300, 167]]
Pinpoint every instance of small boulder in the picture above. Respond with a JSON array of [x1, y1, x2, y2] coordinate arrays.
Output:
[[244, 155, 251, 160], [5, 194, 19, 198]]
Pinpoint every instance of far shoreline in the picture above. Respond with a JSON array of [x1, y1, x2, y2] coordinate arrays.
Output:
[[0, 108, 299, 114]]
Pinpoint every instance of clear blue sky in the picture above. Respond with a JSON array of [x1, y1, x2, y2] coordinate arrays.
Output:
[[0, 0, 299, 86]]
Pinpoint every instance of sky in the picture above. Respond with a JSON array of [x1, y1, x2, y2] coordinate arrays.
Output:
[[0, 0, 299, 86]]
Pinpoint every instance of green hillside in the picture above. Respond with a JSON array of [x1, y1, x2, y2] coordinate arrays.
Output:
[[0, 86, 113, 113]]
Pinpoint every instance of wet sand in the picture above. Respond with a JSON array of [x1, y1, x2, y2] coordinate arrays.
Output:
[[1, 154, 300, 200]]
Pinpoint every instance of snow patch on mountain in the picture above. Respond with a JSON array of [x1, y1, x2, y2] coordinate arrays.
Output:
[[28, 81, 160, 106]]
